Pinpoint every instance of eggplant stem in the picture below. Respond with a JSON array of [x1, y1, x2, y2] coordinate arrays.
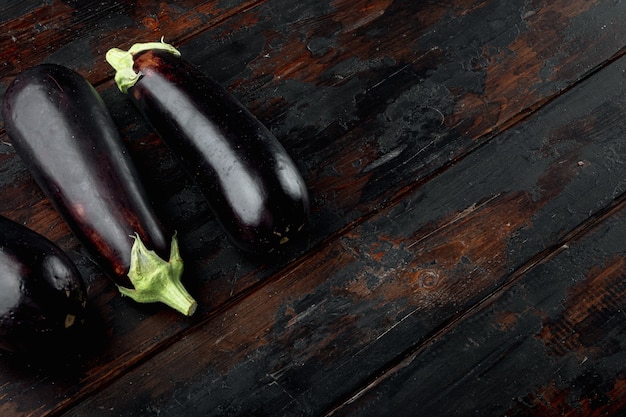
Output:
[[118, 233, 197, 316], [106, 39, 181, 93]]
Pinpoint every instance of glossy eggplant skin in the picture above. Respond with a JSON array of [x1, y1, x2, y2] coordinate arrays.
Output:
[[2, 63, 167, 284], [0, 215, 87, 353], [2, 64, 196, 315], [123, 49, 309, 254]]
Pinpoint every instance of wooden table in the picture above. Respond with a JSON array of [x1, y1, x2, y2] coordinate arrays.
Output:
[[1, 1, 626, 415]]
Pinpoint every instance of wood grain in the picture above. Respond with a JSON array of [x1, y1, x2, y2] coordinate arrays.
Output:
[[0, 0, 625, 416], [331, 189, 626, 417], [61, 42, 626, 417]]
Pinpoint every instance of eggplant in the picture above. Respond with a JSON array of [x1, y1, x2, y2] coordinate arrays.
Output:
[[2, 64, 197, 316], [106, 41, 310, 255], [0, 215, 87, 352]]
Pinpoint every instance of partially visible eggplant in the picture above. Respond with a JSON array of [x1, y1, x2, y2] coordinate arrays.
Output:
[[106, 41, 310, 255], [0, 215, 87, 353], [2, 63, 196, 316]]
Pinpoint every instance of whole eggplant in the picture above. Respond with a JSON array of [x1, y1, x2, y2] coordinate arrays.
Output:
[[106, 41, 310, 255], [0, 215, 87, 352], [2, 64, 196, 316]]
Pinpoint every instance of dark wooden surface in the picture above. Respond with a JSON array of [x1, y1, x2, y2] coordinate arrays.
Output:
[[1, 0, 626, 416]]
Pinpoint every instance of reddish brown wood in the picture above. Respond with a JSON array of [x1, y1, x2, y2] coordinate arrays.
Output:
[[330, 203, 626, 416], [0, 0, 625, 416], [60, 52, 626, 416], [0, 1, 265, 87]]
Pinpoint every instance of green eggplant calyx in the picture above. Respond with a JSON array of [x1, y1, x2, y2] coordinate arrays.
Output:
[[105, 38, 181, 93], [117, 233, 197, 316]]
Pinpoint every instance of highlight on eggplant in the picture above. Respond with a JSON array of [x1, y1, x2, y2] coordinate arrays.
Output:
[[2, 63, 197, 316], [106, 40, 310, 255], [0, 215, 87, 353]]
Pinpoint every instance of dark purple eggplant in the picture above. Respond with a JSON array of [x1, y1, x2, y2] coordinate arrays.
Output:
[[2, 64, 196, 316], [106, 41, 310, 255], [0, 215, 87, 352]]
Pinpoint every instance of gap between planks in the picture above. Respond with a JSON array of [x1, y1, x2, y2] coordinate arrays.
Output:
[[9, 6, 626, 417], [47, 25, 626, 417], [319, 118, 626, 417], [0, 0, 268, 136]]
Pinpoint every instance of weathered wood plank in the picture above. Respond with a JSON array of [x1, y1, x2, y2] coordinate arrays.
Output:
[[0, 0, 625, 416], [329, 188, 626, 417], [59, 48, 626, 416], [0, 0, 264, 109]]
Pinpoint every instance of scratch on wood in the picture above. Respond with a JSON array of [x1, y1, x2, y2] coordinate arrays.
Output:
[[407, 193, 503, 249], [286, 301, 326, 328], [362, 144, 407, 173]]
